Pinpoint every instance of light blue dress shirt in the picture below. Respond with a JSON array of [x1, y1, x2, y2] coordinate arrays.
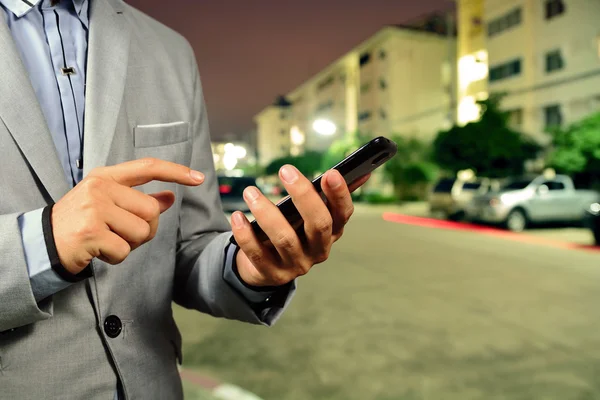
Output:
[[0, 0, 272, 316]]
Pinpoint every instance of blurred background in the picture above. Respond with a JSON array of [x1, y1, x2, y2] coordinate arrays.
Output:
[[129, 0, 600, 399]]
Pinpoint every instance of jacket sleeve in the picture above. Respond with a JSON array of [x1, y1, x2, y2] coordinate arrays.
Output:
[[171, 44, 295, 326], [0, 212, 54, 332]]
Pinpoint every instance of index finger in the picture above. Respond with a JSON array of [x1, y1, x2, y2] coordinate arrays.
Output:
[[93, 158, 204, 187]]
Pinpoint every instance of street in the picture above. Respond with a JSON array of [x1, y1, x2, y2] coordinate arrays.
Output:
[[175, 205, 600, 400]]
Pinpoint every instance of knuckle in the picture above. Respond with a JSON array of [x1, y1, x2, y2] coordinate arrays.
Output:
[[148, 196, 161, 218], [295, 260, 312, 277], [273, 231, 296, 251], [115, 242, 131, 264], [312, 216, 333, 234], [139, 157, 158, 168], [314, 249, 330, 264], [246, 249, 263, 268], [343, 204, 354, 224], [83, 175, 104, 191], [139, 222, 152, 241]]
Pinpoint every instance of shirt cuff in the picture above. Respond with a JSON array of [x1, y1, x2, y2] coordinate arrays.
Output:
[[18, 209, 73, 302]]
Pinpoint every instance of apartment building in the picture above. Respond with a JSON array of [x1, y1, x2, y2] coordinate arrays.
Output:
[[457, 0, 600, 142], [255, 14, 456, 167]]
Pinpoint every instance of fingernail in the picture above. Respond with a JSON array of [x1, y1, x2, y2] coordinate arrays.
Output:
[[280, 165, 298, 184], [328, 170, 343, 189], [190, 170, 204, 182], [244, 187, 260, 203], [231, 212, 245, 229]]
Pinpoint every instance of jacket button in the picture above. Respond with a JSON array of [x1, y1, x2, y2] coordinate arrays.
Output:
[[104, 315, 122, 338]]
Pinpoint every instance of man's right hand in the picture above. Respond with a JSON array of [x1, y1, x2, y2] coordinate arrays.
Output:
[[51, 158, 205, 274]]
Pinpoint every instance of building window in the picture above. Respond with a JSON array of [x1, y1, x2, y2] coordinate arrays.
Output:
[[379, 109, 387, 120], [489, 58, 522, 82], [360, 82, 371, 94], [487, 8, 521, 37], [507, 108, 523, 128], [379, 78, 388, 90], [545, 0, 565, 20], [545, 49, 564, 73], [544, 104, 562, 128], [280, 129, 286, 136], [279, 112, 287, 120], [316, 99, 334, 112], [316, 75, 335, 91], [378, 49, 387, 60], [358, 111, 372, 122], [359, 52, 372, 67]]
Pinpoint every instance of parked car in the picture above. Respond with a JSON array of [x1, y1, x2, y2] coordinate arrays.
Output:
[[584, 202, 600, 246], [218, 176, 257, 213], [466, 174, 600, 232], [429, 177, 498, 220]]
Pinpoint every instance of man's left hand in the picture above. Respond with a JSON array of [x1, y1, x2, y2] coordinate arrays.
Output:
[[230, 165, 370, 287]]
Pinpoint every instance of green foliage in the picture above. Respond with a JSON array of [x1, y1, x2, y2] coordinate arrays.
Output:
[[239, 163, 264, 177], [432, 95, 540, 178], [361, 192, 399, 204], [547, 112, 600, 175], [264, 150, 324, 178], [320, 132, 370, 171], [384, 136, 439, 186]]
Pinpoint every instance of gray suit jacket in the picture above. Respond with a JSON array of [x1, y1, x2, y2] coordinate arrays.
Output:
[[0, 1, 292, 398]]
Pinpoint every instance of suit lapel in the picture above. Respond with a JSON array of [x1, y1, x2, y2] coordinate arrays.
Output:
[[0, 11, 71, 202], [83, 0, 131, 175]]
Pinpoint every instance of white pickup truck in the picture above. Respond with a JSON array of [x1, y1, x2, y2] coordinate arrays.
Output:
[[466, 174, 600, 232]]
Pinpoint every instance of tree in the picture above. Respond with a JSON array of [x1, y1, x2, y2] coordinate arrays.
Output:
[[265, 151, 324, 178], [384, 135, 439, 200], [432, 96, 540, 178], [320, 132, 370, 172], [547, 112, 600, 186]]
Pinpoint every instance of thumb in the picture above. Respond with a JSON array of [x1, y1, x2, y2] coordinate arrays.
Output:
[[149, 190, 176, 213]]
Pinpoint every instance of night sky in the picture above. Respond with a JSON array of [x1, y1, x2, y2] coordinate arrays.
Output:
[[126, 0, 450, 141]]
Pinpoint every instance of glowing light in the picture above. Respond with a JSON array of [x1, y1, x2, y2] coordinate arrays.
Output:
[[458, 53, 488, 89], [290, 126, 305, 145], [223, 154, 237, 171], [232, 145, 247, 159], [457, 96, 481, 125], [312, 119, 337, 136]]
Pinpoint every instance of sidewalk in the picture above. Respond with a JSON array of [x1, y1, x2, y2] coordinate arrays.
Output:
[[180, 369, 264, 400]]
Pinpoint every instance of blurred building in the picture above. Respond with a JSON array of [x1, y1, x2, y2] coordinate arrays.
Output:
[[255, 13, 456, 167], [211, 141, 253, 175], [457, 0, 600, 142]]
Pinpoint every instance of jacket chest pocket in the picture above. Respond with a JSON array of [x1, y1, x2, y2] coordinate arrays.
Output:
[[133, 121, 193, 195]]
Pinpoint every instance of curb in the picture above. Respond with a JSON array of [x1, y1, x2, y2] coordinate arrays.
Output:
[[180, 369, 264, 400], [382, 212, 600, 253]]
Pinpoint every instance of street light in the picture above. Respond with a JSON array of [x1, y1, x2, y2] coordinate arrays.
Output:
[[312, 118, 337, 136]]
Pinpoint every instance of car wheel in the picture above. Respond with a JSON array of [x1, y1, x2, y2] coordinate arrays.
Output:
[[506, 209, 527, 232]]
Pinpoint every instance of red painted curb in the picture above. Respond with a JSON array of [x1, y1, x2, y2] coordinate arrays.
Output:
[[180, 369, 221, 390], [382, 212, 600, 253]]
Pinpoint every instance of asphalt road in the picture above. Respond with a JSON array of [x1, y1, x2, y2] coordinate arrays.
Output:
[[176, 205, 600, 400]]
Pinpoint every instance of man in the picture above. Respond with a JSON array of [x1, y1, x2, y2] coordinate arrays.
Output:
[[0, 0, 367, 398]]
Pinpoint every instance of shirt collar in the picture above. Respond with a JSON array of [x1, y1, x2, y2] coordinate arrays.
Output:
[[0, 0, 87, 18]]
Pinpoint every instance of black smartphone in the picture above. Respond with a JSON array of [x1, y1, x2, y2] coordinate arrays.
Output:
[[231, 136, 397, 245]]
